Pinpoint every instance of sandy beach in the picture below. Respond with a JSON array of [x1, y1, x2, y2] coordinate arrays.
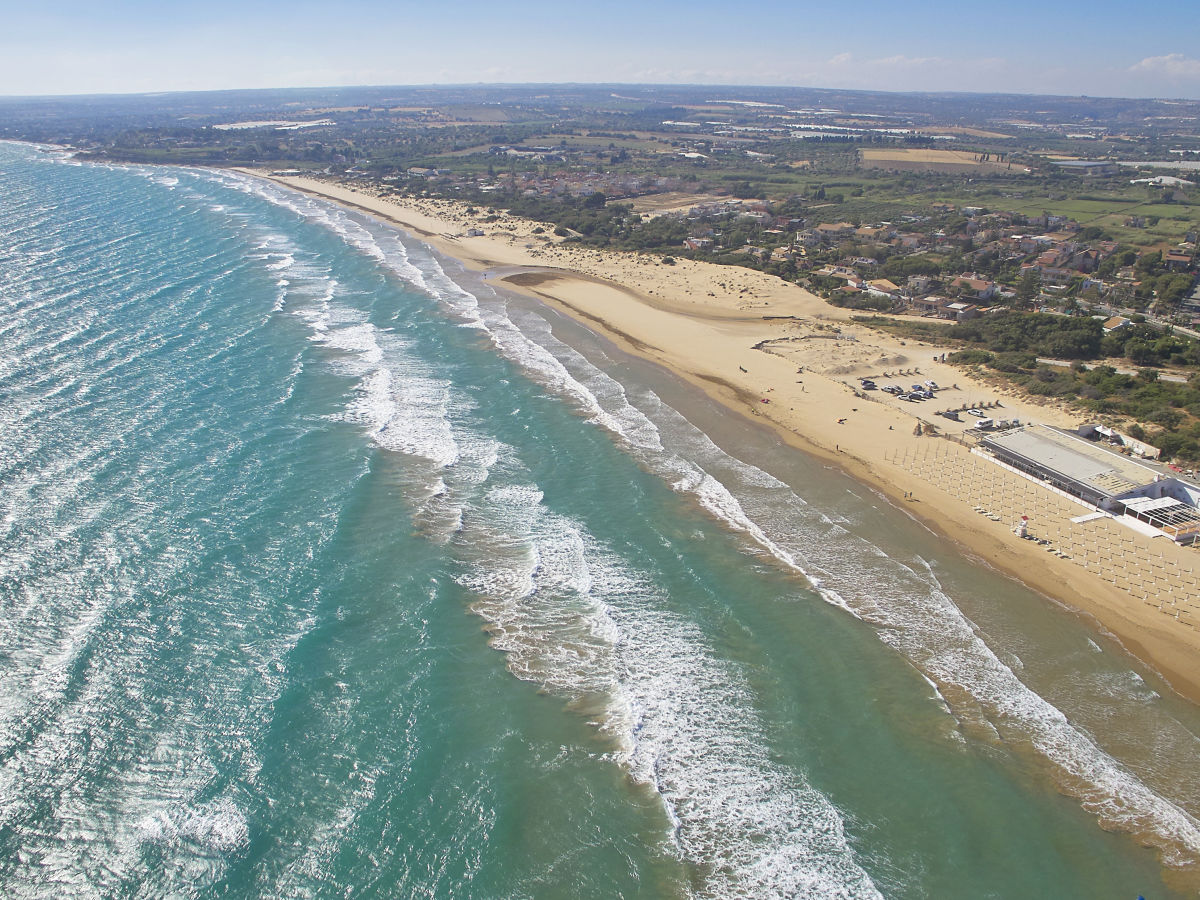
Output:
[[243, 170, 1200, 703]]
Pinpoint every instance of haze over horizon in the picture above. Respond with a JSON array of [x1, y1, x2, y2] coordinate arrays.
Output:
[[3, 0, 1199, 101]]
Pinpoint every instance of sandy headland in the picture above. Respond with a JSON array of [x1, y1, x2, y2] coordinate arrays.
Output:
[[240, 169, 1200, 703]]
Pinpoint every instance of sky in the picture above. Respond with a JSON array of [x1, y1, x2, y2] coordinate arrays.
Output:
[[2, 0, 1199, 99]]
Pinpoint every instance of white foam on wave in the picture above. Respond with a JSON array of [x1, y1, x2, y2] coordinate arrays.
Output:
[[488, 305, 665, 452], [387, 230, 1200, 867], [452, 480, 882, 899], [360, 244, 668, 455], [626, 393, 1200, 866], [420, 295, 851, 617], [212, 175, 1199, 874], [305, 311, 464, 474], [284, 281, 487, 539], [136, 796, 249, 853], [316, 322, 384, 367], [374, 372, 461, 469], [200, 169, 449, 305]]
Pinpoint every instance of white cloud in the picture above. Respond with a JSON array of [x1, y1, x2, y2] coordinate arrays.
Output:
[[870, 54, 945, 68], [1130, 54, 1200, 79]]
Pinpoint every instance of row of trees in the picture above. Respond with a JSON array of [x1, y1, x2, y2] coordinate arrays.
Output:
[[949, 313, 1200, 367]]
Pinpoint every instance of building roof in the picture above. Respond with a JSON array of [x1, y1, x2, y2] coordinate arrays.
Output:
[[1052, 159, 1116, 169], [951, 276, 992, 291], [982, 425, 1160, 499]]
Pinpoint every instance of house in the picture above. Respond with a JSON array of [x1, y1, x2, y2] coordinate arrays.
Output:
[[1069, 249, 1100, 272], [1102, 316, 1132, 333], [910, 295, 951, 315], [815, 222, 857, 241], [1164, 251, 1193, 271], [949, 276, 999, 301], [867, 278, 901, 296], [1016, 234, 1055, 254], [1036, 247, 1071, 269], [855, 224, 894, 241], [907, 274, 936, 296], [944, 301, 980, 321], [816, 265, 863, 285]]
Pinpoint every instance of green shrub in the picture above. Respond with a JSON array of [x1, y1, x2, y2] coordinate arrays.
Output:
[[947, 349, 994, 365]]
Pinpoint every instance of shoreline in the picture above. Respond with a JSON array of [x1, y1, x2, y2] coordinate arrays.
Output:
[[237, 169, 1200, 704]]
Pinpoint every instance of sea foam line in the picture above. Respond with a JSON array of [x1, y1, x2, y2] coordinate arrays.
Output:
[[453, 477, 882, 899], [201, 173, 1200, 871], [382, 230, 1200, 869]]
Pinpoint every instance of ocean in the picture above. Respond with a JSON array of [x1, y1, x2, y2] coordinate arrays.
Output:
[[1, 139, 1198, 898]]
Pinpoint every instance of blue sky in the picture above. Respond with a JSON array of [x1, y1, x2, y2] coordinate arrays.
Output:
[[3, 0, 1199, 99]]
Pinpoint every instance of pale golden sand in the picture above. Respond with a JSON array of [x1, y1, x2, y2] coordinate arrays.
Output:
[[240, 170, 1200, 703]]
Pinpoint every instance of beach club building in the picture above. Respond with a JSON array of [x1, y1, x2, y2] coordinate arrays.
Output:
[[979, 424, 1200, 543]]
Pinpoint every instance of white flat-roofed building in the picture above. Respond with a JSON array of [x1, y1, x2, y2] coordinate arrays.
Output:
[[980, 424, 1200, 542], [981, 425, 1159, 505]]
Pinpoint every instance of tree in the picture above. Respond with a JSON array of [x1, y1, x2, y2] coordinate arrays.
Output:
[[1016, 269, 1040, 309], [1136, 250, 1162, 275], [1126, 339, 1157, 365]]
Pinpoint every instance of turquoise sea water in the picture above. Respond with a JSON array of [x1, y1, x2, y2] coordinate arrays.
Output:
[[1, 140, 1199, 898]]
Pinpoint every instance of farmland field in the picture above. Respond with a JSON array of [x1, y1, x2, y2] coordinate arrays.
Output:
[[860, 148, 1020, 173]]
